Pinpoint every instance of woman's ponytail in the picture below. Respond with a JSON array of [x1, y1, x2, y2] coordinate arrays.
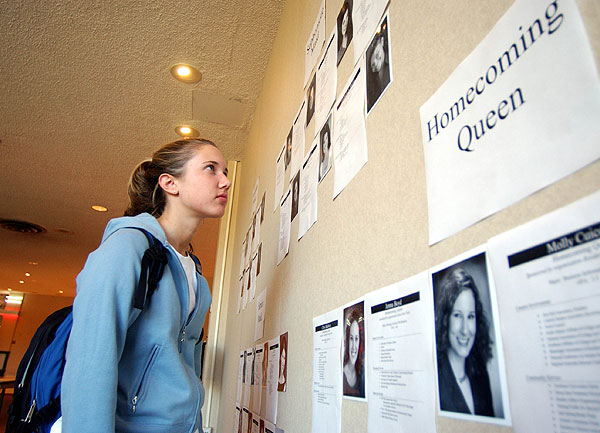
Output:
[[124, 138, 217, 217]]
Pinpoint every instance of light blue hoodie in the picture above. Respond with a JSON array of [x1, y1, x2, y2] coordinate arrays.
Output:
[[62, 213, 211, 433]]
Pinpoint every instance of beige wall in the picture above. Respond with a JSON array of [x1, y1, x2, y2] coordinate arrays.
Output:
[[209, 1, 600, 433], [3, 294, 74, 377]]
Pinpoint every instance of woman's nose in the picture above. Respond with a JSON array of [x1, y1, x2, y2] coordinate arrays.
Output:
[[220, 173, 232, 190]]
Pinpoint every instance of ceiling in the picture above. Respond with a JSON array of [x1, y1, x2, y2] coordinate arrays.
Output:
[[0, 0, 284, 298]]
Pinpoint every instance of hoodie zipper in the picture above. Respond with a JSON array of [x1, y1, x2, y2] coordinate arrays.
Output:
[[131, 345, 159, 414]]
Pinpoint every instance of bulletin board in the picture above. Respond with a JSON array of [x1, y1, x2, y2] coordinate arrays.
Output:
[[202, 1, 600, 432]]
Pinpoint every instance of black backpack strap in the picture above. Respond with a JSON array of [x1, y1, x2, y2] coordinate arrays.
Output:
[[133, 229, 168, 310], [189, 253, 203, 276]]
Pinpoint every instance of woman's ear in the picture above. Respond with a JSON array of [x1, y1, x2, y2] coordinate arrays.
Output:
[[158, 173, 179, 196]]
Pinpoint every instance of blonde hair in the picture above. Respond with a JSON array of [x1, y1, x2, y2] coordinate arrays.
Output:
[[124, 138, 216, 217]]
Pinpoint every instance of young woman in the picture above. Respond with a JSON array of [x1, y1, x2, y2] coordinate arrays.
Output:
[[342, 304, 365, 398], [435, 268, 494, 417], [61, 138, 231, 433]]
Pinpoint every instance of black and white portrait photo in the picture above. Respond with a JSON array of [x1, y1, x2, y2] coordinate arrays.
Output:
[[284, 127, 293, 170], [290, 171, 300, 221], [318, 113, 333, 182], [343, 300, 365, 399], [337, 0, 353, 66], [432, 252, 507, 422], [365, 16, 392, 113], [306, 74, 316, 126]]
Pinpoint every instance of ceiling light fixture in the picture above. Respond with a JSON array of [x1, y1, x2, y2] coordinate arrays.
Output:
[[175, 125, 200, 138], [92, 205, 108, 212], [170, 64, 202, 84]]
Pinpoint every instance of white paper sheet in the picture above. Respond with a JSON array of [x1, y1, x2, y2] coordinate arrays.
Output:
[[274, 146, 285, 214], [237, 352, 244, 405], [291, 103, 306, 177], [311, 309, 343, 433], [333, 66, 368, 199], [298, 142, 319, 240], [252, 178, 259, 214], [315, 29, 338, 133], [253, 211, 261, 253], [420, 0, 600, 245], [488, 191, 600, 433], [252, 344, 264, 414], [237, 276, 243, 315], [430, 246, 511, 425], [265, 337, 280, 424], [364, 273, 437, 433], [352, 0, 389, 65], [251, 416, 260, 433], [255, 289, 267, 342], [242, 269, 249, 311], [304, 0, 326, 88], [277, 189, 292, 265], [263, 419, 277, 433]]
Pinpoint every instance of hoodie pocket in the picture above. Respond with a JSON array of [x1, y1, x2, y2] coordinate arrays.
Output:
[[131, 345, 160, 414]]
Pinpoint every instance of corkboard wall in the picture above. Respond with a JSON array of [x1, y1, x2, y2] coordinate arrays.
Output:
[[210, 1, 600, 432]]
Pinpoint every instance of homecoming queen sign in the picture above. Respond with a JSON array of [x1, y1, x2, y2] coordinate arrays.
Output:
[[420, 0, 600, 245]]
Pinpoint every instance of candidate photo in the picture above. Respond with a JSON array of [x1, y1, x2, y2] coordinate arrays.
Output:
[[432, 252, 506, 420], [366, 17, 391, 113], [318, 113, 333, 182], [337, 0, 353, 65], [306, 74, 316, 126], [284, 127, 292, 169], [342, 300, 365, 399]]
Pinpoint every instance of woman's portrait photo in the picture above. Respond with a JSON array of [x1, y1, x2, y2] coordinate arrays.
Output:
[[343, 301, 365, 399], [319, 113, 333, 182], [284, 127, 293, 169], [366, 16, 391, 113], [337, 0, 353, 66], [291, 172, 300, 221], [278, 332, 288, 392], [306, 74, 316, 126], [433, 252, 507, 421]]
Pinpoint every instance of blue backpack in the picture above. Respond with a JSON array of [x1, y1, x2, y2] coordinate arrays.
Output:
[[6, 229, 168, 433]]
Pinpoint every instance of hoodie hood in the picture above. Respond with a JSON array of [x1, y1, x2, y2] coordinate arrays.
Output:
[[101, 213, 167, 245]]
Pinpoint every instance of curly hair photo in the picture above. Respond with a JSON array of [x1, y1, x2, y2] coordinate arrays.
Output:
[[432, 252, 506, 421]]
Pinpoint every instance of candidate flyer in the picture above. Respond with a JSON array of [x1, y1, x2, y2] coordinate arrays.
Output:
[[311, 309, 343, 433], [488, 191, 600, 433], [364, 273, 437, 433]]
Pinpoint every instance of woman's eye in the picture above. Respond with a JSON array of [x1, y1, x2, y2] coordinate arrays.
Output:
[[468, 313, 475, 320], [205, 164, 215, 171]]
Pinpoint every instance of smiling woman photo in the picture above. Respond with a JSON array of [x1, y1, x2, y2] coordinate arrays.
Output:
[[434, 265, 495, 417], [342, 301, 365, 398]]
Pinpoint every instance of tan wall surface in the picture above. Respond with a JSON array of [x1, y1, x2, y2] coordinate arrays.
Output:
[[211, 1, 600, 432]]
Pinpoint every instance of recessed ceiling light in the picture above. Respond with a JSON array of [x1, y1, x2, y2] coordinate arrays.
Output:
[[19, 280, 24, 284], [170, 64, 202, 84], [25, 273, 30, 277], [58, 290, 64, 294], [92, 205, 108, 212], [175, 125, 200, 138]]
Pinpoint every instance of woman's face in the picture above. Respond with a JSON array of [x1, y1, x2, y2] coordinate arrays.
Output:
[[348, 320, 360, 366], [280, 348, 286, 372], [370, 38, 385, 73], [175, 145, 231, 219], [447, 289, 476, 360], [341, 9, 349, 35]]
